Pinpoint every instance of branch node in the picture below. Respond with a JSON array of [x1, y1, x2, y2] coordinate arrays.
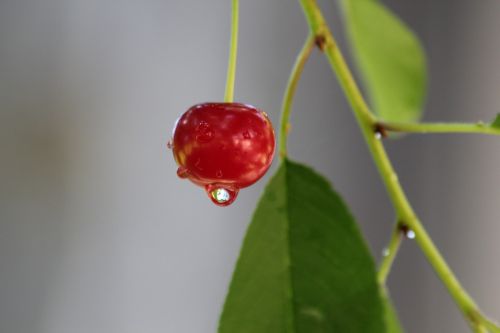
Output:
[[314, 33, 327, 52], [398, 223, 416, 239], [374, 123, 388, 139], [398, 223, 409, 234], [466, 309, 482, 325]]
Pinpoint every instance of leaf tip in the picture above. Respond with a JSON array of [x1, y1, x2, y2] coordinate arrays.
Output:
[[490, 113, 500, 129]]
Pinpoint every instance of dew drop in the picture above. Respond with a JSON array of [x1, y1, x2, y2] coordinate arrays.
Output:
[[405, 229, 416, 239], [212, 188, 230, 202], [243, 131, 251, 139], [176, 166, 190, 179], [375, 132, 383, 140], [205, 184, 239, 207]]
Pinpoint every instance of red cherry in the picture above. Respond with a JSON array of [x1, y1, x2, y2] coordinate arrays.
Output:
[[170, 102, 276, 206]]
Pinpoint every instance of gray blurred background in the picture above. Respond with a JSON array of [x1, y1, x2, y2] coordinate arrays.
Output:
[[0, 0, 499, 332]]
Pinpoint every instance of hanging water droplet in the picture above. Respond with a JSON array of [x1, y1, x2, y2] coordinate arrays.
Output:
[[205, 185, 239, 207], [375, 132, 383, 140], [166, 140, 173, 149], [212, 188, 230, 202], [405, 229, 416, 239], [382, 248, 390, 257], [176, 166, 189, 179]]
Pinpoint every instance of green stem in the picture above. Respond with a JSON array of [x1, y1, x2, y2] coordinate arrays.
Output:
[[300, 1, 375, 123], [473, 325, 488, 333], [224, 0, 239, 103], [378, 224, 403, 285], [279, 34, 315, 158], [480, 315, 500, 333], [298, 0, 500, 331], [380, 121, 500, 136]]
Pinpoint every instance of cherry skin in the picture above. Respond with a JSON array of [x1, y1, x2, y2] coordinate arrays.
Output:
[[171, 102, 275, 206]]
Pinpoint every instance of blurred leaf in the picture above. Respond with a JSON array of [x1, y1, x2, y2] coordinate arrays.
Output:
[[491, 114, 500, 129], [383, 292, 404, 333], [219, 159, 385, 333], [341, 0, 427, 122]]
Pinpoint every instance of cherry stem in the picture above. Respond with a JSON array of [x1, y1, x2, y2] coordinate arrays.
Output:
[[377, 222, 403, 285], [378, 120, 500, 136], [224, 0, 239, 103], [298, 0, 500, 331], [480, 316, 500, 333], [279, 34, 315, 158]]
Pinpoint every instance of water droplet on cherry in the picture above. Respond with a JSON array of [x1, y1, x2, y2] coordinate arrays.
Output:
[[205, 184, 239, 206], [177, 166, 190, 179], [195, 121, 214, 143], [216, 170, 223, 178], [243, 131, 251, 139], [194, 158, 203, 170]]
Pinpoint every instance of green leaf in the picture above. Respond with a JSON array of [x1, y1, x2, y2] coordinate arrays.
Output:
[[341, 0, 427, 122], [219, 159, 386, 333], [383, 293, 404, 333], [491, 114, 500, 129]]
